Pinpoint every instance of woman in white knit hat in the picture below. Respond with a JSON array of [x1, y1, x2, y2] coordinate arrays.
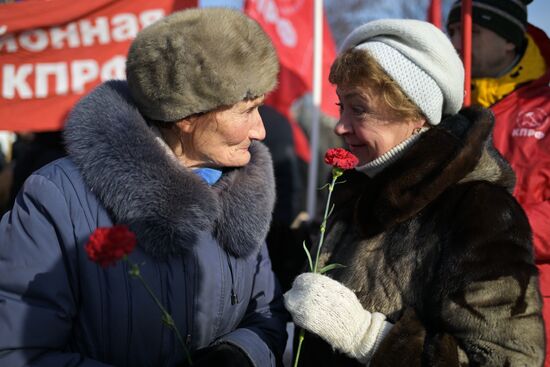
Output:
[[284, 19, 544, 366]]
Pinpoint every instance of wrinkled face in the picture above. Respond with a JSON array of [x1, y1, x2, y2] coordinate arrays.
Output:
[[448, 23, 516, 78], [182, 96, 266, 168], [334, 86, 424, 166]]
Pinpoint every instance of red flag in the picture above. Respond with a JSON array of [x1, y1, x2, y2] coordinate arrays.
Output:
[[0, 0, 197, 132], [245, 0, 339, 162]]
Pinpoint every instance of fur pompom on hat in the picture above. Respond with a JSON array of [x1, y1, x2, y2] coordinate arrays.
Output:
[[126, 8, 279, 121], [340, 19, 464, 125]]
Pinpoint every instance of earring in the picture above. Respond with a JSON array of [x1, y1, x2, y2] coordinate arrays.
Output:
[[413, 127, 422, 135]]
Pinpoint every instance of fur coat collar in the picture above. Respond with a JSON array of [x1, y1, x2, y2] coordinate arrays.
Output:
[[64, 80, 275, 259], [334, 106, 516, 237]]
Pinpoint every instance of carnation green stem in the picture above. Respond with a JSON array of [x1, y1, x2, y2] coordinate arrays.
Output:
[[313, 169, 340, 273], [293, 330, 306, 367], [293, 167, 342, 367], [130, 264, 193, 366]]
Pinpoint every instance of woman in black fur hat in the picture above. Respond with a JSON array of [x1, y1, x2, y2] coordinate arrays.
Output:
[[0, 8, 286, 367], [284, 18, 545, 366]]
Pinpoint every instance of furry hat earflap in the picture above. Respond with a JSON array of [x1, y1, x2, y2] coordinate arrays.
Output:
[[126, 8, 279, 121], [341, 19, 465, 125]]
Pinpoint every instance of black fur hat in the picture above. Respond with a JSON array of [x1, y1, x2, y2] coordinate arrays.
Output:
[[126, 8, 279, 121], [447, 0, 533, 49]]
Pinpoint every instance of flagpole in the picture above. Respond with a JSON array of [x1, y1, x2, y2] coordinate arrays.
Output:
[[306, 0, 323, 220], [429, 0, 442, 29], [461, 0, 472, 106]]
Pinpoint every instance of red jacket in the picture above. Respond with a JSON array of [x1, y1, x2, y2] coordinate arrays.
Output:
[[491, 25, 550, 294]]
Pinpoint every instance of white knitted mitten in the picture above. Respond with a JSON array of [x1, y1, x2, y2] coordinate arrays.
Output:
[[284, 273, 393, 363]]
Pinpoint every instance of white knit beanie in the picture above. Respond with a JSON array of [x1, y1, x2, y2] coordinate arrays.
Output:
[[340, 19, 465, 125]]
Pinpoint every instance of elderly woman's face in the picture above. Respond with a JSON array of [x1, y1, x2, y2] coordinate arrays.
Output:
[[183, 96, 266, 168], [334, 86, 422, 165]]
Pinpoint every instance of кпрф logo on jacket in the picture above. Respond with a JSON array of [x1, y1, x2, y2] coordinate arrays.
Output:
[[512, 107, 548, 139]]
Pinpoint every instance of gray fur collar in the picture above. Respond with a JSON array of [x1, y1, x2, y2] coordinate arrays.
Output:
[[64, 80, 275, 259]]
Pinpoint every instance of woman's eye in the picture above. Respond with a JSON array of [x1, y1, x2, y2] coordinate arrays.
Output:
[[352, 106, 365, 115]]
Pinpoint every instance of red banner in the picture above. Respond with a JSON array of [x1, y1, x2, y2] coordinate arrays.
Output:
[[0, 0, 196, 132], [245, 0, 339, 162]]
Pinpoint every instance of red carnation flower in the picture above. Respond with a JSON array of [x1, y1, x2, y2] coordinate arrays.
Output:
[[85, 225, 192, 363], [324, 148, 359, 170], [85, 225, 137, 268]]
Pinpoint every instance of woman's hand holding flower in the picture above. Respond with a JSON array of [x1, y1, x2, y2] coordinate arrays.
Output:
[[290, 148, 360, 366], [284, 273, 393, 364]]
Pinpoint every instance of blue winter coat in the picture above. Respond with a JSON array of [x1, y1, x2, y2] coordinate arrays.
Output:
[[0, 81, 288, 367]]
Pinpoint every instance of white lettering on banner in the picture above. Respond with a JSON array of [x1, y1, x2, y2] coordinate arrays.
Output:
[[263, 1, 278, 23], [0, 8, 165, 54], [276, 19, 296, 47], [71, 60, 99, 93], [3, 64, 33, 98], [19, 29, 49, 52], [80, 17, 110, 46], [111, 13, 139, 42], [139, 9, 165, 28], [0, 34, 17, 52], [51, 23, 81, 49], [255, 0, 297, 47], [35, 63, 69, 98], [101, 56, 126, 80], [2, 56, 127, 99], [278, 0, 305, 16]]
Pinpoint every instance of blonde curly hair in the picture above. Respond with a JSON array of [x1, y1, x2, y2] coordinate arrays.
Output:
[[329, 48, 425, 122]]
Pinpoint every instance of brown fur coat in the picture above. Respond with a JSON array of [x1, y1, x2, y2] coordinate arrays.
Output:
[[299, 107, 545, 366]]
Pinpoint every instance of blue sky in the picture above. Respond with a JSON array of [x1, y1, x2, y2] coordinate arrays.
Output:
[[529, 0, 550, 35], [200, 0, 550, 36], [199, 0, 241, 9]]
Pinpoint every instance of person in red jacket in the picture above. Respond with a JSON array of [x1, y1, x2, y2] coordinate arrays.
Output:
[[448, 0, 550, 364]]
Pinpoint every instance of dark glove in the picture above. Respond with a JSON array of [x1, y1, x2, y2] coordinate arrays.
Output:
[[190, 343, 253, 367]]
